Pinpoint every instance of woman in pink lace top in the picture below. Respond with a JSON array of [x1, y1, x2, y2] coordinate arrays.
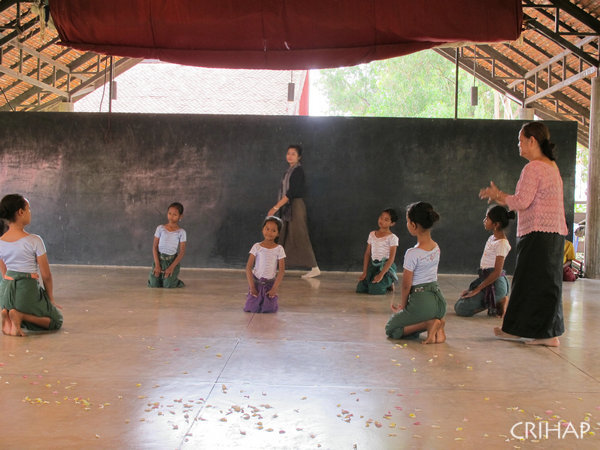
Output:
[[479, 122, 567, 347]]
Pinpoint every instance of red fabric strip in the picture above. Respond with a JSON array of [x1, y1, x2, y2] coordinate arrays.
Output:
[[49, 0, 522, 69]]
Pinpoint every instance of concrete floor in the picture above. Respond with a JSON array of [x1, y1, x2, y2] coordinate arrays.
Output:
[[1, 266, 599, 449]]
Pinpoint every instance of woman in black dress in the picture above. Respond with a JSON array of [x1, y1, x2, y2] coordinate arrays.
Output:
[[268, 145, 320, 278]]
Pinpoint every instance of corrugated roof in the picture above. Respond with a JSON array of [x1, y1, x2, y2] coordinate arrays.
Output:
[[74, 62, 307, 115]]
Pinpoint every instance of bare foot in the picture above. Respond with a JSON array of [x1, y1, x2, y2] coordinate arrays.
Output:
[[494, 327, 520, 339], [422, 319, 441, 344], [525, 337, 560, 347], [496, 297, 508, 318], [8, 310, 25, 337], [435, 318, 446, 343], [1, 309, 11, 335]]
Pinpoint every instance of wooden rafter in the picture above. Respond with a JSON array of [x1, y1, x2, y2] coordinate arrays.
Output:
[[0, 0, 138, 111]]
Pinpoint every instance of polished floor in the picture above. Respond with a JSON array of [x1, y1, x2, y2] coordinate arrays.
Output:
[[1, 266, 599, 449]]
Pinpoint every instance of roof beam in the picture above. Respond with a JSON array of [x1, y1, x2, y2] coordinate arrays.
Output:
[[473, 44, 527, 82], [435, 45, 591, 128], [524, 65, 597, 104], [533, 106, 588, 147], [523, 13, 599, 67], [0, 63, 67, 96], [434, 47, 523, 104], [0, 16, 37, 47], [0, 55, 142, 110], [546, 0, 600, 34], [504, 39, 544, 67], [68, 57, 142, 100], [0, 52, 101, 110], [511, 35, 593, 101], [0, 35, 72, 99], [0, 1, 18, 15], [523, 1, 597, 36], [11, 40, 86, 80], [508, 35, 597, 89], [1, 32, 67, 95]]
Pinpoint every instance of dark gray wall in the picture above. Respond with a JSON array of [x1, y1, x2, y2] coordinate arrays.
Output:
[[0, 112, 577, 273]]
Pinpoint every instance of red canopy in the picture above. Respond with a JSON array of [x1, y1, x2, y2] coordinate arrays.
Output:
[[50, 0, 522, 69]]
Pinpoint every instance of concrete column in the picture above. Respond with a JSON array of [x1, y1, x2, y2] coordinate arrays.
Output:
[[586, 77, 600, 279], [57, 101, 74, 112], [517, 107, 535, 120]]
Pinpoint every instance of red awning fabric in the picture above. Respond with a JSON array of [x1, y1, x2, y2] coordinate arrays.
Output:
[[49, 0, 522, 70], [299, 71, 310, 116]]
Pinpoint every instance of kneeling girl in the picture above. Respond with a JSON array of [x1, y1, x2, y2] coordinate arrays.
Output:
[[148, 202, 186, 288], [244, 216, 286, 313], [356, 208, 399, 295], [454, 205, 514, 317], [0, 194, 63, 336], [385, 202, 446, 344]]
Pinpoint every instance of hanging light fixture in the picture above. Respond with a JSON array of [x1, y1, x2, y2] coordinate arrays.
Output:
[[288, 71, 295, 102], [471, 46, 478, 106]]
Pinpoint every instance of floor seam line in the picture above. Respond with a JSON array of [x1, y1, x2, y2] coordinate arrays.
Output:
[[550, 347, 600, 384], [178, 338, 241, 449]]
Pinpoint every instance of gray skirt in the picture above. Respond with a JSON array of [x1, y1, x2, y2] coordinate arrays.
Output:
[[280, 198, 317, 269]]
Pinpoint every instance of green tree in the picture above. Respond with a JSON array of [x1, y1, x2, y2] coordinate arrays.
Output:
[[315, 50, 588, 208], [316, 50, 502, 119], [575, 143, 589, 211]]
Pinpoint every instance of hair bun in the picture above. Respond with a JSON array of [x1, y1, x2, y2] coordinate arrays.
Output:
[[507, 210, 516, 220], [407, 201, 439, 229], [0, 194, 27, 223]]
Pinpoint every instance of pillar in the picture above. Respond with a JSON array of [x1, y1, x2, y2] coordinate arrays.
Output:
[[586, 77, 600, 278], [517, 107, 535, 120], [57, 101, 74, 112]]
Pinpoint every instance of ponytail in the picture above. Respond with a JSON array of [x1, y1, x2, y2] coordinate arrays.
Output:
[[540, 138, 557, 161], [487, 205, 515, 230]]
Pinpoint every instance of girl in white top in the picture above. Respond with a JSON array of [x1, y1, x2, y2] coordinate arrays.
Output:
[[356, 208, 399, 295], [455, 205, 514, 317], [244, 216, 286, 313], [148, 202, 187, 288], [385, 202, 446, 344], [0, 194, 63, 336]]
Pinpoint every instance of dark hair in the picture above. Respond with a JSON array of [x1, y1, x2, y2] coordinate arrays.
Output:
[[407, 202, 440, 229], [168, 202, 184, 215], [487, 205, 516, 230], [288, 144, 303, 157], [263, 215, 283, 233], [521, 122, 556, 161], [382, 208, 399, 223], [0, 194, 27, 223]]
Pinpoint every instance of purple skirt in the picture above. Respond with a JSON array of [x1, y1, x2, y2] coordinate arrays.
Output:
[[244, 277, 279, 313]]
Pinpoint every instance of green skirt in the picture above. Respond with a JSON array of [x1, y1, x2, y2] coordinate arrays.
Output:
[[148, 253, 185, 288], [356, 259, 398, 295], [385, 281, 446, 339], [0, 271, 63, 331]]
